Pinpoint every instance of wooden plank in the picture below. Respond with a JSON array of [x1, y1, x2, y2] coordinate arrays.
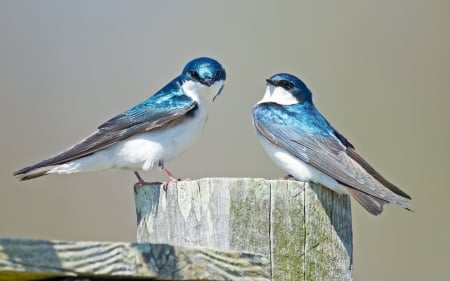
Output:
[[135, 178, 353, 280], [0, 238, 269, 281], [269, 180, 307, 280], [135, 178, 271, 255], [304, 183, 353, 280]]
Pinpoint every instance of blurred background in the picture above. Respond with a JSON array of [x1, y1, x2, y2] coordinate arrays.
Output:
[[1, 1, 449, 280]]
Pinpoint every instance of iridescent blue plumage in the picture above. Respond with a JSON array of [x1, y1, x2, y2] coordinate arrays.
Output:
[[14, 57, 226, 184], [254, 102, 335, 137], [183, 57, 226, 86], [104, 56, 226, 127], [253, 73, 411, 215], [101, 78, 195, 130]]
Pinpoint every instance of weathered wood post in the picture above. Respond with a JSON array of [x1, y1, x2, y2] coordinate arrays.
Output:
[[135, 178, 353, 280]]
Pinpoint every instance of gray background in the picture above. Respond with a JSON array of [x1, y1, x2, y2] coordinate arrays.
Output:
[[1, 1, 449, 280]]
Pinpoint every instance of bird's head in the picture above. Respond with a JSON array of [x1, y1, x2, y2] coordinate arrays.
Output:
[[261, 73, 313, 105], [181, 57, 226, 102]]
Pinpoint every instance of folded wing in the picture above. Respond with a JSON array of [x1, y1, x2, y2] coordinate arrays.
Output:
[[253, 103, 411, 214], [14, 93, 197, 179]]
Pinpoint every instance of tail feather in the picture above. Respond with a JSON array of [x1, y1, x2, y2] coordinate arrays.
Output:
[[342, 185, 388, 215], [14, 166, 55, 181], [342, 185, 413, 215]]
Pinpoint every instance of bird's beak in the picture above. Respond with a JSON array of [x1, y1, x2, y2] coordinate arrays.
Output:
[[202, 78, 215, 87], [266, 78, 276, 86], [213, 84, 224, 102]]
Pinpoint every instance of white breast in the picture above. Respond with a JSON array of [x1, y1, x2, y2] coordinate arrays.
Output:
[[256, 131, 346, 194]]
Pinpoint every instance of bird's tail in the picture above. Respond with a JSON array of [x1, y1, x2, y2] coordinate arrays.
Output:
[[342, 185, 412, 215], [13, 165, 55, 181], [343, 186, 386, 215]]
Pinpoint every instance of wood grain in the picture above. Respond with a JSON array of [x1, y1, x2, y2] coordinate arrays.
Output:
[[135, 178, 353, 280], [0, 238, 269, 281]]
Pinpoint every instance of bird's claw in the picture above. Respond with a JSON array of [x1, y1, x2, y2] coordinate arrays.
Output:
[[162, 176, 179, 192], [134, 181, 152, 189], [133, 171, 152, 188], [134, 168, 188, 192]]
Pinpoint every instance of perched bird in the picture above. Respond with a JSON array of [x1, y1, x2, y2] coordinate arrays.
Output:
[[14, 57, 226, 186], [253, 73, 411, 215]]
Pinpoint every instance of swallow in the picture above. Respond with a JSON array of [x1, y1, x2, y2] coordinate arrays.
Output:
[[14, 57, 226, 187], [253, 73, 411, 215]]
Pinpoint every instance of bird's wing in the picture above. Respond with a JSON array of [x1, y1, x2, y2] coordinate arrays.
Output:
[[253, 103, 410, 209], [14, 91, 197, 175], [344, 145, 411, 199]]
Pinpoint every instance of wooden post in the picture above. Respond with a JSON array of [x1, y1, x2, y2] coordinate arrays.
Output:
[[135, 178, 353, 280]]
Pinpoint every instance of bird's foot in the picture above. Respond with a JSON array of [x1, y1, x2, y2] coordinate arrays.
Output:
[[160, 167, 195, 191], [161, 177, 179, 192], [281, 174, 295, 180], [160, 167, 180, 191], [133, 171, 152, 188], [161, 167, 177, 179]]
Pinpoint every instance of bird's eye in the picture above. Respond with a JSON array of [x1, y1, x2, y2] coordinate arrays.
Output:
[[279, 80, 294, 90], [189, 70, 200, 80], [214, 70, 221, 80], [285, 82, 294, 90]]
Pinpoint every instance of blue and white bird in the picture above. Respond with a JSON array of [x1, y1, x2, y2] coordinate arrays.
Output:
[[14, 57, 226, 186], [253, 73, 411, 215]]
